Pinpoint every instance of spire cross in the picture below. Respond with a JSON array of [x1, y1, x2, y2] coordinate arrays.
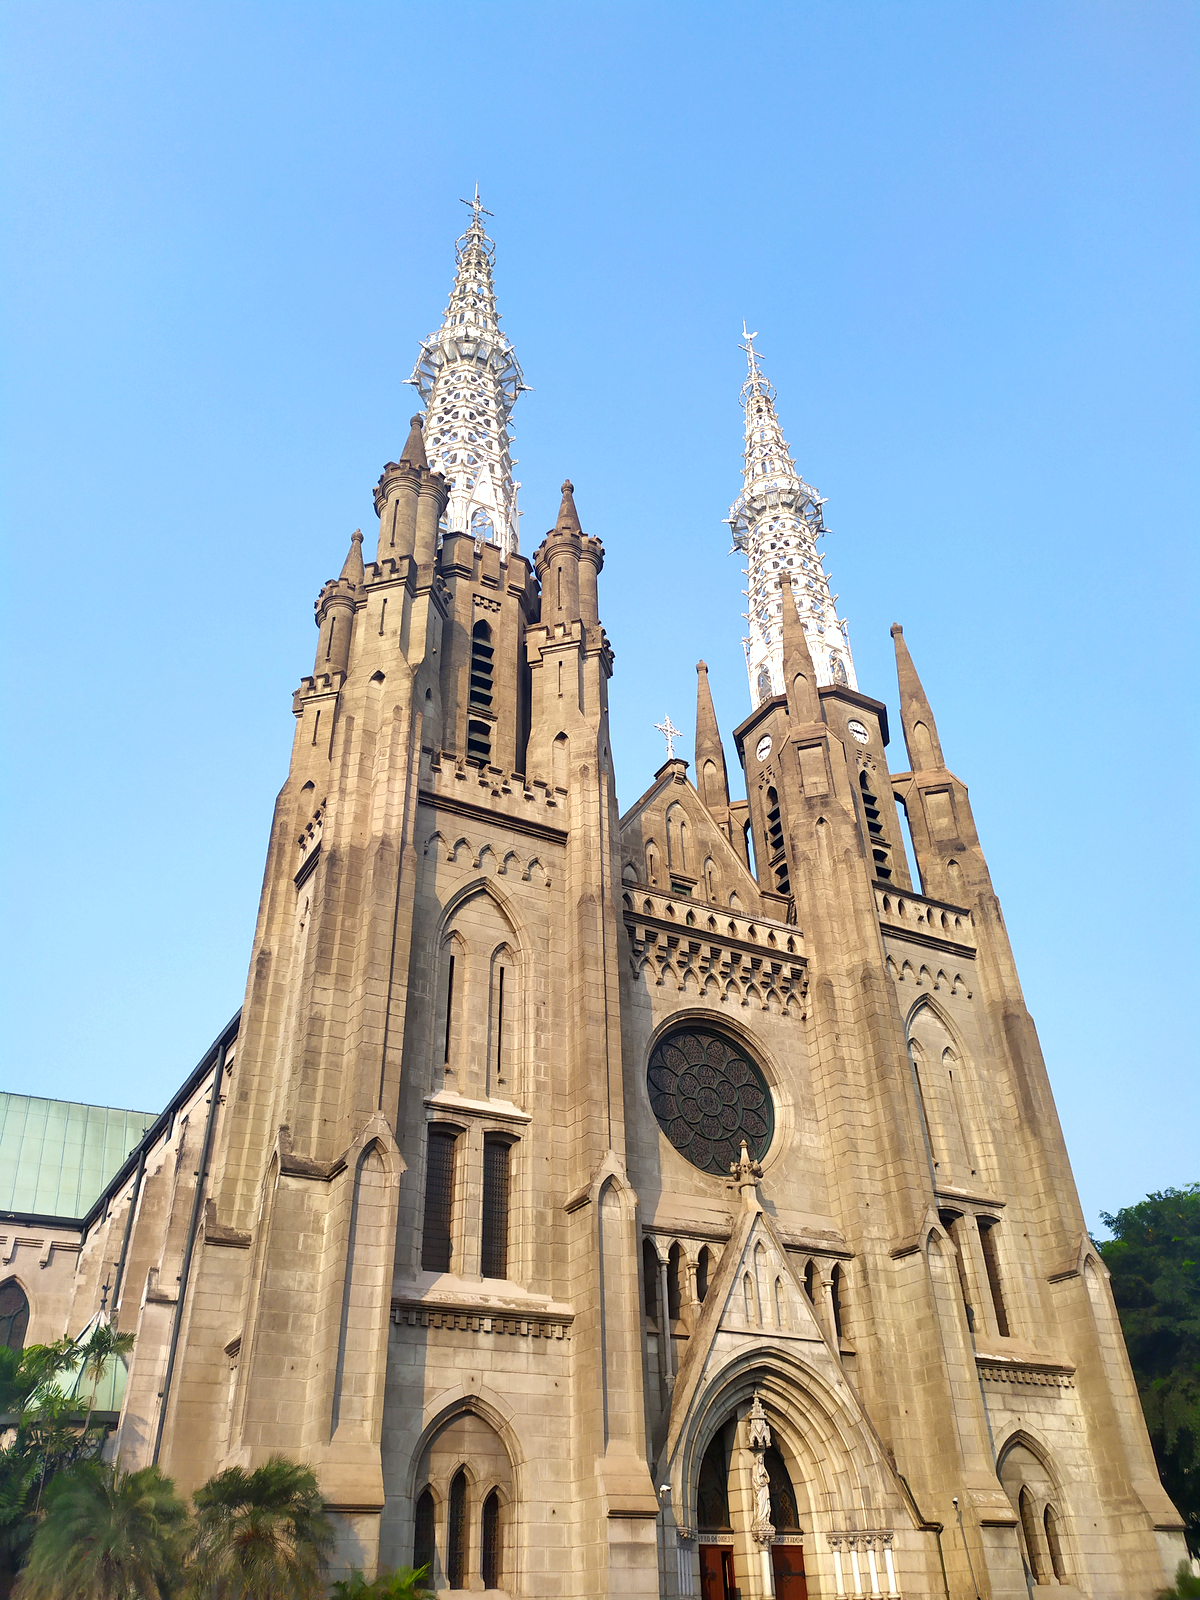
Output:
[[459, 183, 493, 228], [654, 715, 682, 761], [739, 321, 762, 380]]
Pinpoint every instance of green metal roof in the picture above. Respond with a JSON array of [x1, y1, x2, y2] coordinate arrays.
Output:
[[0, 1094, 158, 1220]]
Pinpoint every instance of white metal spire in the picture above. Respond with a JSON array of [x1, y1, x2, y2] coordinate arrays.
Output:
[[408, 190, 526, 557], [728, 326, 856, 703]]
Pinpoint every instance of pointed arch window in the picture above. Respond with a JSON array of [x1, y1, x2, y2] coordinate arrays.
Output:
[[830, 1263, 845, 1340], [697, 1432, 731, 1530], [1044, 1504, 1068, 1581], [696, 1246, 710, 1303], [413, 1487, 436, 1580], [447, 1468, 468, 1589], [0, 1281, 28, 1352], [978, 1218, 1011, 1337], [481, 1488, 502, 1589]]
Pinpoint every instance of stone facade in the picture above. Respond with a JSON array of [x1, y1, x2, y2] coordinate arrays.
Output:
[[6, 243, 1187, 1599]]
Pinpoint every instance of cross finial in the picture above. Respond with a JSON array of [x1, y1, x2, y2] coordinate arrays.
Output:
[[739, 321, 762, 378], [654, 714, 682, 761], [460, 183, 493, 228]]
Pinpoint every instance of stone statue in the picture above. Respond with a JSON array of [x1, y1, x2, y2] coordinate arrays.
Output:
[[751, 1453, 772, 1527]]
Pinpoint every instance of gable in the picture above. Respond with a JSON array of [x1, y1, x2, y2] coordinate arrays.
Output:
[[618, 770, 764, 913]]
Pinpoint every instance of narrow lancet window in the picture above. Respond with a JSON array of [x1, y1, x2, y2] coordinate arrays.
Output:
[[447, 1468, 468, 1589], [421, 1129, 457, 1273], [413, 1488, 436, 1580], [482, 1489, 502, 1589], [481, 1137, 510, 1281], [978, 1218, 1010, 1336]]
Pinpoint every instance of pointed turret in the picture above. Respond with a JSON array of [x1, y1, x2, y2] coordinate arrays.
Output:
[[399, 413, 428, 471], [408, 193, 525, 556], [780, 574, 821, 723], [695, 661, 731, 814], [555, 479, 582, 535], [891, 623, 945, 771], [728, 328, 856, 704], [338, 528, 365, 586]]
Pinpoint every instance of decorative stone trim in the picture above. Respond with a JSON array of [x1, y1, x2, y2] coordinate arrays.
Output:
[[977, 1358, 1075, 1389], [391, 1302, 571, 1339]]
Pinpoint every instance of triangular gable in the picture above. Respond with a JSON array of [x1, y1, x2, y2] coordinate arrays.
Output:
[[666, 1204, 836, 1462], [618, 768, 764, 912]]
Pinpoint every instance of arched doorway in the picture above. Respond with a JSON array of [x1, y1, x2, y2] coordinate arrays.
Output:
[[693, 1400, 808, 1600]]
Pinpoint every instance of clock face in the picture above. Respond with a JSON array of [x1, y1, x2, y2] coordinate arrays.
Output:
[[848, 720, 870, 745], [755, 736, 772, 762]]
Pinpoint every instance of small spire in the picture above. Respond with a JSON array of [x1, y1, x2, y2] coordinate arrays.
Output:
[[891, 624, 945, 770], [554, 479, 582, 535], [695, 662, 731, 813], [780, 575, 821, 722], [400, 414, 428, 471], [339, 529, 365, 586]]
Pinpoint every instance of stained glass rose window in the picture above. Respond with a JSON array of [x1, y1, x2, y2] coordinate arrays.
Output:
[[647, 1027, 774, 1175]]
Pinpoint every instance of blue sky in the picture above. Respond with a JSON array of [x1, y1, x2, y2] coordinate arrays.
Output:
[[2, 2, 1195, 1234]]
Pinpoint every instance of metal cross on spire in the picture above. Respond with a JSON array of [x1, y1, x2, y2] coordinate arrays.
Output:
[[654, 715, 682, 761], [460, 183, 493, 228], [739, 321, 762, 381]]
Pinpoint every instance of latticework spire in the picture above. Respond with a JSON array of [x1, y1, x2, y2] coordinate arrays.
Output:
[[728, 327, 856, 703], [408, 191, 526, 557]]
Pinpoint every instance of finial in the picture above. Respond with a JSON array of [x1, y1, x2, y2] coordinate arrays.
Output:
[[730, 1138, 764, 1211], [739, 321, 762, 382], [891, 622, 903, 637], [654, 714, 682, 761], [554, 479, 582, 535], [339, 528, 365, 586], [400, 414, 428, 471], [460, 183, 494, 229]]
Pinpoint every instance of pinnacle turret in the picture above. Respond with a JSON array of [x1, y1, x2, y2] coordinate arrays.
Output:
[[554, 479, 582, 535], [407, 192, 525, 558], [780, 574, 821, 722], [399, 414, 428, 471], [728, 328, 855, 705], [695, 661, 731, 814], [338, 528, 365, 586], [891, 623, 945, 771]]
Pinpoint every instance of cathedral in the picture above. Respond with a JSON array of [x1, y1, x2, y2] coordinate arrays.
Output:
[[0, 201, 1186, 1599]]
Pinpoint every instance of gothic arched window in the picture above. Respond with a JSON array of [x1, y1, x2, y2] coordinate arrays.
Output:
[[447, 1468, 468, 1589], [0, 1281, 28, 1352], [421, 1128, 458, 1273], [413, 1488, 436, 1580], [697, 1432, 731, 1530], [647, 1027, 774, 1175], [481, 1488, 502, 1589]]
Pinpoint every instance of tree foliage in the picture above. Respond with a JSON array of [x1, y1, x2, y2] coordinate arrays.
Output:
[[13, 1460, 188, 1600], [331, 1567, 431, 1599], [187, 1455, 333, 1600], [1099, 1183, 1200, 1557]]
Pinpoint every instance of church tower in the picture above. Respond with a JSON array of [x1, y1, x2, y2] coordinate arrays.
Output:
[[79, 214, 1183, 1600]]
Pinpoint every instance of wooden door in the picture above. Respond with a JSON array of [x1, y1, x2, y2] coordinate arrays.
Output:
[[699, 1545, 727, 1600], [771, 1542, 808, 1600]]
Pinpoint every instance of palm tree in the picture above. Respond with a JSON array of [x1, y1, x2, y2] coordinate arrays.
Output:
[[188, 1455, 332, 1599], [13, 1459, 189, 1600], [77, 1324, 136, 1434]]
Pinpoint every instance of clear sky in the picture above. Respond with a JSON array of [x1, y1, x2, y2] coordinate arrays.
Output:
[[3, 2, 1195, 1236]]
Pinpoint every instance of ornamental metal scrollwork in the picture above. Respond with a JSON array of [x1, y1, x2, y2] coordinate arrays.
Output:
[[647, 1027, 774, 1175]]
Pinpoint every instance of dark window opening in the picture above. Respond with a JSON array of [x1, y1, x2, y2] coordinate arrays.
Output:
[[764, 1444, 800, 1530], [803, 1260, 815, 1302], [696, 1246, 710, 1303], [1018, 1486, 1044, 1583], [642, 1238, 660, 1328], [978, 1219, 1010, 1336], [467, 719, 492, 764], [447, 1468, 468, 1589], [830, 1263, 845, 1341], [939, 1211, 975, 1332], [413, 1488, 436, 1580], [443, 952, 455, 1065], [859, 768, 892, 881], [482, 1488, 502, 1589], [696, 1432, 731, 1530], [667, 1242, 683, 1322], [421, 1129, 457, 1273], [0, 1281, 28, 1352], [481, 1138, 510, 1281]]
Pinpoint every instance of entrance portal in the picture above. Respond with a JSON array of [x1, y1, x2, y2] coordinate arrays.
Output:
[[772, 1542, 808, 1599]]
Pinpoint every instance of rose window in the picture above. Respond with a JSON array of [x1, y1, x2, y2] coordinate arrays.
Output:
[[647, 1028, 774, 1175]]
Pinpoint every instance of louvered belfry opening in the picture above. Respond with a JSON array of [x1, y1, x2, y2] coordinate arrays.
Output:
[[481, 1136, 510, 1281], [421, 1128, 457, 1273], [765, 784, 790, 896], [859, 768, 893, 880], [467, 620, 494, 764]]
